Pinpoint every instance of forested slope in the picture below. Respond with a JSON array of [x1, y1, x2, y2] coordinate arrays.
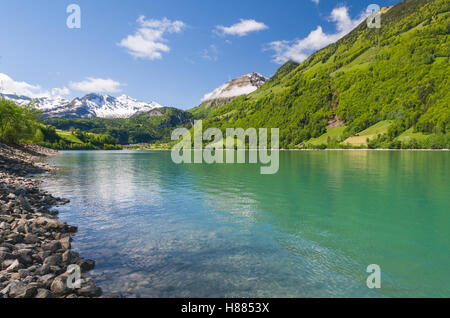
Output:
[[197, 0, 449, 149]]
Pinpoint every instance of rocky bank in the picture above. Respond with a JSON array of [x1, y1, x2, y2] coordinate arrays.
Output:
[[0, 143, 102, 298]]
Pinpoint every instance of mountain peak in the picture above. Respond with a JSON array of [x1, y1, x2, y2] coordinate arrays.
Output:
[[1, 92, 163, 119], [202, 72, 267, 102]]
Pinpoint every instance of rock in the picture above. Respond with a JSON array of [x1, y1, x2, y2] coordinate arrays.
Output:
[[0, 144, 100, 298], [60, 236, 72, 250], [43, 254, 62, 267], [50, 266, 63, 275], [0, 246, 11, 253], [23, 233, 40, 244], [22, 286, 38, 298], [35, 288, 55, 298], [2, 259, 16, 270], [7, 281, 26, 298], [18, 269, 30, 279], [77, 279, 102, 298], [37, 274, 55, 288], [0, 251, 15, 262], [37, 251, 51, 262], [37, 264, 51, 275], [50, 275, 72, 296], [0, 274, 7, 283], [0, 222, 10, 230], [6, 233, 23, 244], [77, 259, 96, 273], [6, 259, 21, 272], [18, 195, 33, 211], [16, 253, 33, 266], [62, 250, 79, 265], [42, 241, 62, 253]]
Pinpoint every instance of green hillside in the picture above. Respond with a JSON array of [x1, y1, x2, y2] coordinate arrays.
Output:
[[194, 0, 449, 149], [0, 98, 121, 150], [45, 107, 194, 145]]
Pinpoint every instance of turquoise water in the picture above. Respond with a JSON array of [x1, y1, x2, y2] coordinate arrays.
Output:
[[42, 150, 450, 298]]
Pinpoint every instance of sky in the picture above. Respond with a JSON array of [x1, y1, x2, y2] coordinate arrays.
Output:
[[0, 0, 400, 109]]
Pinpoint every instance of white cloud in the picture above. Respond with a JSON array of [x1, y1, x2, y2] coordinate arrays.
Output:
[[51, 87, 71, 96], [69, 77, 123, 93], [267, 6, 367, 64], [119, 16, 186, 60], [216, 19, 268, 37], [0, 73, 70, 98], [311, 0, 320, 4]]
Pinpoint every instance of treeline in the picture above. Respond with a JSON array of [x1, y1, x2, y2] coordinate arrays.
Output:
[[0, 98, 43, 144], [305, 132, 450, 150], [45, 107, 194, 145], [0, 98, 121, 150], [37, 126, 122, 150]]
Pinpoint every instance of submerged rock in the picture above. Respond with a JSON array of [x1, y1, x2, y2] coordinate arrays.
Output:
[[0, 143, 102, 298]]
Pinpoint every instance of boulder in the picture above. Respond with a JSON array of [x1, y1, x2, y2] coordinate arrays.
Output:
[[50, 275, 72, 296], [76, 279, 102, 298], [43, 254, 62, 267], [77, 259, 96, 273], [62, 250, 79, 265], [42, 241, 62, 253], [37, 274, 55, 288], [23, 233, 40, 244], [59, 236, 72, 250], [4, 281, 23, 297], [6, 259, 21, 272], [35, 288, 55, 298]]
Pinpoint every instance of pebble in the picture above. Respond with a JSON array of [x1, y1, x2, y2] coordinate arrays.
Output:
[[0, 143, 102, 298]]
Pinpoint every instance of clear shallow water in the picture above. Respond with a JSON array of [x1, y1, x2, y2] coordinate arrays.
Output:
[[41, 150, 450, 298]]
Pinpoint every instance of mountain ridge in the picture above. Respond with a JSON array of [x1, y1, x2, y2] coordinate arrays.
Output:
[[190, 72, 267, 118], [0, 92, 162, 119]]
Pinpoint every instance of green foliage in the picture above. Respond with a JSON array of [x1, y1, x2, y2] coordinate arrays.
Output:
[[0, 98, 42, 143], [45, 107, 194, 145], [0, 98, 121, 150], [192, 0, 449, 149]]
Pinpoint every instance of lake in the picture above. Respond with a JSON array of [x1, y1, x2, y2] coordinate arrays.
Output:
[[41, 150, 449, 297]]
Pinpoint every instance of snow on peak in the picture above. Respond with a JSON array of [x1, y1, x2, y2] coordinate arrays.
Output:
[[202, 72, 267, 102], [0, 92, 162, 119]]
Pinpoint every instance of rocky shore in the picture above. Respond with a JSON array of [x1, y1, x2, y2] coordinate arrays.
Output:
[[0, 143, 102, 298]]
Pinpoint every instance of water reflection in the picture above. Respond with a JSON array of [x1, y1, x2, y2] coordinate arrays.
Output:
[[42, 150, 449, 297]]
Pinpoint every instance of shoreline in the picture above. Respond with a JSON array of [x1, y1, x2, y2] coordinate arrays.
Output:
[[120, 147, 450, 152], [0, 143, 102, 298]]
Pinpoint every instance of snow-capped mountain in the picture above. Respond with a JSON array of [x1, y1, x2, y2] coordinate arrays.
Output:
[[202, 72, 267, 102], [0, 93, 162, 119]]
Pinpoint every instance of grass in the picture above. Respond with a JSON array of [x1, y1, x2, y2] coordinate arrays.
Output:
[[343, 120, 394, 146], [396, 128, 432, 143], [56, 129, 83, 144], [306, 126, 347, 146]]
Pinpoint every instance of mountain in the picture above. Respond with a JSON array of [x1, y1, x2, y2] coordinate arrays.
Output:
[[0, 93, 162, 119], [45, 107, 194, 145], [202, 72, 267, 102], [190, 72, 267, 118], [195, 0, 450, 149]]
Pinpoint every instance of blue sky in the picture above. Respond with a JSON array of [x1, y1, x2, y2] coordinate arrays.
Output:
[[0, 0, 399, 109]]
